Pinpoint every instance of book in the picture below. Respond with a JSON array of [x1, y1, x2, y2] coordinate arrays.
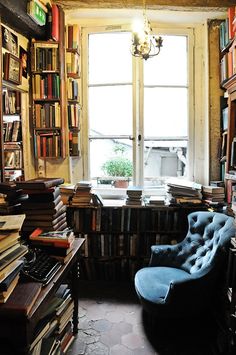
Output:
[[23, 200, 64, 215], [25, 205, 67, 220], [51, 3, 59, 41], [0, 214, 26, 231], [16, 178, 64, 190], [0, 281, 42, 315], [0, 274, 20, 303], [23, 212, 66, 228], [22, 194, 61, 210], [0, 260, 23, 292], [29, 228, 75, 248], [0, 244, 28, 271], [202, 185, 225, 194]]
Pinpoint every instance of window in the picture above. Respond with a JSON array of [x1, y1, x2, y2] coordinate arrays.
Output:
[[83, 25, 193, 190]]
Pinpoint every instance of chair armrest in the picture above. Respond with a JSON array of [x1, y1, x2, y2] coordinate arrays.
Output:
[[149, 244, 180, 267]]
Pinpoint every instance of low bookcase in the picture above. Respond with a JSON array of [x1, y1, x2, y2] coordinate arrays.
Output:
[[67, 205, 207, 282]]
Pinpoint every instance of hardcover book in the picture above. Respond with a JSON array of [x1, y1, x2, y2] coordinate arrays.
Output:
[[16, 178, 64, 190]]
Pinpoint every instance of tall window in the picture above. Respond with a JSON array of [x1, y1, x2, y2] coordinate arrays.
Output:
[[85, 26, 192, 189]]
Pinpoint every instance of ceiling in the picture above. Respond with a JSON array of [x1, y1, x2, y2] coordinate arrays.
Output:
[[54, 0, 229, 24], [54, 0, 234, 11]]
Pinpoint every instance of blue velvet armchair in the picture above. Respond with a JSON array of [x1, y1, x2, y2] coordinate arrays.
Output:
[[134, 211, 236, 318]]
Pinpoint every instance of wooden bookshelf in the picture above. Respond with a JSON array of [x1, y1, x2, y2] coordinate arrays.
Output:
[[30, 8, 67, 160], [66, 25, 81, 158], [67, 205, 207, 282]]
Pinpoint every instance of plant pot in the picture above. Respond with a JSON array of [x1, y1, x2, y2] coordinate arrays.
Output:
[[114, 180, 129, 188]]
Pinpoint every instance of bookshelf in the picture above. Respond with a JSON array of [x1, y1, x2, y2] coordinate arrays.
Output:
[[66, 24, 81, 157], [219, 7, 236, 204], [67, 205, 207, 282], [2, 86, 24, 181], [30, 5, 67, 164], [31, 38, 66, 159], [0, 20, 26, 182]]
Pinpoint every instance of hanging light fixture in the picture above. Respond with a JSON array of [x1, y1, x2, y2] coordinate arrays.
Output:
[[131, 0, 163, 60]]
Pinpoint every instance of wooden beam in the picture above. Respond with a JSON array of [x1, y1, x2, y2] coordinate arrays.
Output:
[[55, 0, 234, 10], [0, 0, 46, 39]]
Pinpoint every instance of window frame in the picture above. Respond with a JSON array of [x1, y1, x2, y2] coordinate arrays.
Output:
[[81, 24, 197, 188]]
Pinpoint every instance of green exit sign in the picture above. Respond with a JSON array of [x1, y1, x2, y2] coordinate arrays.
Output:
[[27, 0, 47, 26]]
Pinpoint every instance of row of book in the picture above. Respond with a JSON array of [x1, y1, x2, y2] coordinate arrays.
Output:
[[32, 73, 60, 100], [4, 145, 23, 169], [2, 89, 21, 115], [70, 206, 186, 234], [67, 77, 79, 101], [67, 103, 80, 128], [219, 6, 236, 51], [3, 120, 21, 142], [66, 51, 80, 75], [78, 231, 179, 259], [69, 131, 80, 157], [35, 130, 61, 158], [34, 103, 61, 128], [33, 46, 59, 72], [66, 24, 80, 51], [30, 284, 75, 355], [79, 257, 148, 282]]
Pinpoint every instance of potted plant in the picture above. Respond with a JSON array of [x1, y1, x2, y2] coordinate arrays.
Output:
[[101, 144, 132, 188]]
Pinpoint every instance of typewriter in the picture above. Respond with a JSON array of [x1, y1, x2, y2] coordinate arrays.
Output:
[[22, 249, 62, 285]]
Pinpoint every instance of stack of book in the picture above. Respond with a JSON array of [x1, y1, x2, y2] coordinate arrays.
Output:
[[70, 181, 93, 207], [202, 185, 225, 204], [0, 214, 28, 303], [147, 195, 166, 206], [0, 182, 28, 215], [125, 186, 144, 206], [165, 178, 203, 205], [29, 228, 75, 264], [59, 184, 75, 205], [30, 284, 74, 354], [16, 178, 67, 235]]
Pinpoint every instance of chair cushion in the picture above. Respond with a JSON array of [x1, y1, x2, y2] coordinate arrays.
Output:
[[135, 266, 191, 304]]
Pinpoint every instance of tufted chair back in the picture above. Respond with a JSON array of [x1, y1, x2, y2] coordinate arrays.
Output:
[[149, 211, 235, 276]]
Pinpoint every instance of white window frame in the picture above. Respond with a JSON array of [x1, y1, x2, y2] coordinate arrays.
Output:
[[81, 22, 209, 187]]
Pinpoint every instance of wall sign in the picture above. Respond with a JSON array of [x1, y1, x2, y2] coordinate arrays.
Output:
[[27, 0, 48, 26]]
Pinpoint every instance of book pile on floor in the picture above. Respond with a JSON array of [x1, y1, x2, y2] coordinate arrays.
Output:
[[165, 178, 203, 205], [70, 181, 93, 207], [0, 182, 28, 214], [202, 185, 225, 205], [125, 186, 144, 206], [0, 214, 28, 303], [16, 178, 67, 236], [29, 227, 75, 264], [29, 284, 74, 355]]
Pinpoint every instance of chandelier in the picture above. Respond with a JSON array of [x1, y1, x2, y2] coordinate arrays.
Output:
[[131, 1, 163, 60]]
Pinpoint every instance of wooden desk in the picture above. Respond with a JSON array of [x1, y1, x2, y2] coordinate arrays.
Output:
[[0, 238, 84, 354]]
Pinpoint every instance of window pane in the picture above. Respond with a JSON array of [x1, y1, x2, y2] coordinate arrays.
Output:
[[89, 86, 132, 135], [143, 141, 187, 186], [89, 32, 132, 84], [144, 35, 187, 86], [144, 87, 188, 137], [90, 139, 133, 182]]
